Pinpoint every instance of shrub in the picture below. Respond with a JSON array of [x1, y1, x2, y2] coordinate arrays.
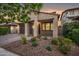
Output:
[[58, 38, 72, 54], [31, 37, 38, 47], [31, 37, 37, 42], [32, 41, 38, 47], [63, 21, 79, 39], [51, 37, 72, 54], [21, 35, 27, 44], [45, 45, 52, 51], [51, 37, 63, 45], [0, 27, 10, 35], [51, 38, 59, 45], [63, 21, 79, 46], [72, 29, 79, 45], [59, 45, 70, 54]]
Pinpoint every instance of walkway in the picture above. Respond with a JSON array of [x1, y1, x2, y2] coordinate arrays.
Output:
[[0, 34, 21, 46], [0, 48, 19, 56]]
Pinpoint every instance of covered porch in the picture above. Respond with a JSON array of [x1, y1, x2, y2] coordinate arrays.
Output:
[[24, 17, 58, 38], [28, 18, 53, 36]]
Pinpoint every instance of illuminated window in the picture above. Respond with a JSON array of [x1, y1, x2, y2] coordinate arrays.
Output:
[[46, 23, 50, 30], [42, 23, 53, 30]]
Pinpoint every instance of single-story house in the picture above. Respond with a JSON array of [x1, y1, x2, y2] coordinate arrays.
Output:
[[0, 11, 59, 38]]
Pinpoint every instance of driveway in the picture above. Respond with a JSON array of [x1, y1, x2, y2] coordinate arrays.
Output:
[[0, 34, 21, 46], [0, 48, 18, 56]]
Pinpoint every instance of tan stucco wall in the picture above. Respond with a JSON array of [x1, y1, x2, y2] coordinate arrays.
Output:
[[30, 12, 55, 20]]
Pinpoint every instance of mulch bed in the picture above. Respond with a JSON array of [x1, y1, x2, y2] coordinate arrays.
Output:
[[1, 38, 79, 56]]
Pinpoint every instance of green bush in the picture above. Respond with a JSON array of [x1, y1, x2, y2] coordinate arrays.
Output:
[[32, 41, 38, 47], [59, 45, 70, 54], [45, 45, 52, 51], [51, 37, 72, 54], [63, 21, 79, 46], [51, 38, 60, 45], [31, 37, 37, 42], [21, 35, 27, 44], [0, 27, 10, 35], [51, 37, 63, 45], [58, 38, 72, 54], [31, 37, 38, 47], [63, 21, 79, 39], [72, 29, 79, 45]]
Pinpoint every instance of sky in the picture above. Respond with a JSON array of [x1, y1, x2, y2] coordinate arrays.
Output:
[[41, 3, 79, 14]]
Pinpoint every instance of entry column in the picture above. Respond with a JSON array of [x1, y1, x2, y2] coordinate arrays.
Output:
[[33, 19, 38, 37], [25, 23, 29, 36], [53, 16, 58, 38]]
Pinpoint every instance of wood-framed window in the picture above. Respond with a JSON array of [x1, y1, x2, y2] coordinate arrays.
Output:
[[41, 22, 53, 31]]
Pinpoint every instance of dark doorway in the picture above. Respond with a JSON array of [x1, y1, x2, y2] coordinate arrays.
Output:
[[38, 24, 40, 35], [19, 23, 25, 34]]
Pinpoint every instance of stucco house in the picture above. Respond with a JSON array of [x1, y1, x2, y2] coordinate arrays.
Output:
[[0, 11, 59, 38]]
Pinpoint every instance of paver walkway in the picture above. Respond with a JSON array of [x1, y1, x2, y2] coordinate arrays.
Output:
[[0, 48, 19, 56]]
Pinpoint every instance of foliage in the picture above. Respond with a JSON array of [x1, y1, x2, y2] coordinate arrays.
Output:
[[59, 44, 70, 54], [21, 35, 27, 44], [0, 3, 43, 24], [0, 27, 10, 35], [63, 21, 79, 45], [31, 37, 38, 47], [51, 37, 60, 45], [72, 29, 79, 45], [63, 21, 79, 39], [31, 41, 38, 47], [58, 37, 72, 54], [31, 37, 37, 42], [51, 37, 72, 54], [45, 45, 52, 51]]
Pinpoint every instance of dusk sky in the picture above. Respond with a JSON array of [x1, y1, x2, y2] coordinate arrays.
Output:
[[41, 3, 79, 14]]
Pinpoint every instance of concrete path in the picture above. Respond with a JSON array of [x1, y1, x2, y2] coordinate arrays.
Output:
[[0, 34, 21, 46], [0, 48, 19, 56]]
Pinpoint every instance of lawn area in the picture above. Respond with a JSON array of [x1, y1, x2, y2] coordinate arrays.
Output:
[[1, 37, 79, 56]]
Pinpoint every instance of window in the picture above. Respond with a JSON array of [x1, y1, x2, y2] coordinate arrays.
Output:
[[46, 23, 50, 30], [42, 23, 53, 30]]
